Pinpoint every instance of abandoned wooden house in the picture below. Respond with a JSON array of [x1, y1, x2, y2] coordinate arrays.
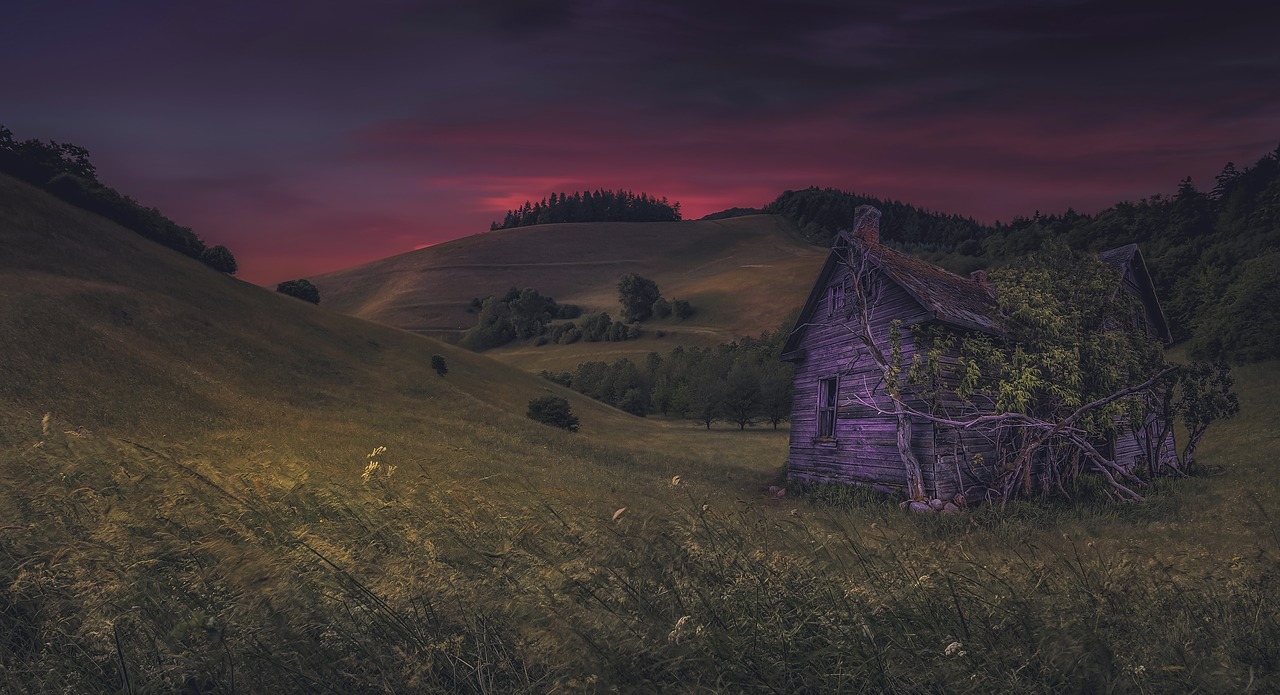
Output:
[[780, 205, 1175, 502]]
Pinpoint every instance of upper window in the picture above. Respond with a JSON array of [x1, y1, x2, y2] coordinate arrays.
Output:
[[827, 282, 844, 316]]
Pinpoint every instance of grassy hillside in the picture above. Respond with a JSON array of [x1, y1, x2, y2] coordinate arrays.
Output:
[[309, 215, 826, 371], [2, 173, 1278, 692], [0, 171, 786, 496]]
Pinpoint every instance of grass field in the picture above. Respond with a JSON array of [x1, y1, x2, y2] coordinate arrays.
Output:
[[3, 174, 1278, 692]]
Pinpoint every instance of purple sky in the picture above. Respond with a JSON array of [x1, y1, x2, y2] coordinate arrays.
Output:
[[5, 0, 1278, 284]]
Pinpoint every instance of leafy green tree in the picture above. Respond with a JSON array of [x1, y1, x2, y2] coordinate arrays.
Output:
[[760, 362, 794, 429], [885, 244, 1176, 500], [687, 370, 725, 430], [579, 312, 614, 342], [1175, 361, 1240, 469], [617, 273, 661, 322], [276, 279, 320, 304], [975, 243, 1163, 428], [722, 360, 762, 430], [1190, 252, 1280, 362], [431, 355, 448, 376], [526, 396, 579, 432], [651, 297, 672, 319], [460, 296, 516, 350], [671, 299, 694, 320]]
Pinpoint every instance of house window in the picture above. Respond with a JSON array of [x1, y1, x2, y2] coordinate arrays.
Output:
[[817, 377, 838, 438], [827, 282, 844, 316]]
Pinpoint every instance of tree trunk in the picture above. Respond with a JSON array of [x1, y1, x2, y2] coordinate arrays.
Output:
[[1182, 426, 1207, 470], [895, 408, 927, 501]]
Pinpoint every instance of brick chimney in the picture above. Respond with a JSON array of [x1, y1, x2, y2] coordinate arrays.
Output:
[[970, 269, 995, 298], [852, 205, 880, 245]]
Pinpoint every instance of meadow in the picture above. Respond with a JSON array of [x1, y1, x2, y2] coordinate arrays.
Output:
[[2, 173, 1278, 692]]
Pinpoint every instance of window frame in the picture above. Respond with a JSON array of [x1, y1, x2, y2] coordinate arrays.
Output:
[[817, 376, 839, 439], [827, 281, 845, 317]]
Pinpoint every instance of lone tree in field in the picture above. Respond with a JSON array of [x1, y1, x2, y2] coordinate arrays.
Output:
[[277, 278, 320, 304], [617, 273, 661, 323], [431, 355, 448, 377], [671, 298, 694, 319], [527, 395, 579, 432]]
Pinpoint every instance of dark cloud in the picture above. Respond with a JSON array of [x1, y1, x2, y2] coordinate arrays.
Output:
[[2, 0, 1277, 282]]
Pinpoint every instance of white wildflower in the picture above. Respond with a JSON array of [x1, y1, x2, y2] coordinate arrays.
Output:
[[667, 615, 692, 643]]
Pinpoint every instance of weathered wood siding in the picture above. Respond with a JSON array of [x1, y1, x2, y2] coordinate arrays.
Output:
[[1116, 410, 1179, 473], [933, 422, 1001, 501], [787, 263, 945, 493]]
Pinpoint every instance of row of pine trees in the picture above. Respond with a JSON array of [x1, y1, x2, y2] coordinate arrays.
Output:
[[491, 189, 681, 230]]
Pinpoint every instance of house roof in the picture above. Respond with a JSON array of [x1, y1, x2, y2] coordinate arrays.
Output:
[[873, 243, 1004, 336], [780, 212, 1173, 360], [1096, 243, 1173, 343], [1098, 243, 1140, 273], [780, 233, 1003, 360]]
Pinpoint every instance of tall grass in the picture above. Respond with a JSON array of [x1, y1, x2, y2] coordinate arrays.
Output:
[[4, 415, 1276, 693]]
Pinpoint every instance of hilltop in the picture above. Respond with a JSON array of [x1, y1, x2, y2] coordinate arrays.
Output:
[[309, 215, 826, 369]]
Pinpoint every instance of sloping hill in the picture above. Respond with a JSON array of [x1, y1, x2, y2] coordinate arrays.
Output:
[[0, 171, 796, 690], [309, 215, 827, 359], [0, 172, 784, 483]]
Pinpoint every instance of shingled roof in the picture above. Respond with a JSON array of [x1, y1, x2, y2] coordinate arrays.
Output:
[[872, 243, 1004, 336], [780, 229, 1003, 360]]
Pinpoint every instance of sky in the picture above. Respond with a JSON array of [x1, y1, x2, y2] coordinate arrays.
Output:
[[4, 0, 1279, 284]]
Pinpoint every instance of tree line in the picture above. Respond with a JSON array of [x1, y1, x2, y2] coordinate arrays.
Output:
[[763, 145, 1280, 364], [542, 330, 794, 429], [490, 189, 682, 230], [0, 124, 238, 274]]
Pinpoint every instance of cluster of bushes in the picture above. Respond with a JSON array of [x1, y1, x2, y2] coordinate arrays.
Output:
[[542, 330, 794, 428], [276, 278, 320, 304], [490, 189, 681, 230], [618, 273, 693, 323], [458, 254, 696, 356], [460, 275, 696, 352], [651, 296, 693, 320], [1, 124, 237, 274], [541, 311, 640, 346], [460, 287, 581, 350], [526, 395, 579, 431]]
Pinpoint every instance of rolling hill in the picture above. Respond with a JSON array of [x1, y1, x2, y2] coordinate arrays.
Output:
[[308, 215, 827, 371], [0, 171, 785, 493]]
